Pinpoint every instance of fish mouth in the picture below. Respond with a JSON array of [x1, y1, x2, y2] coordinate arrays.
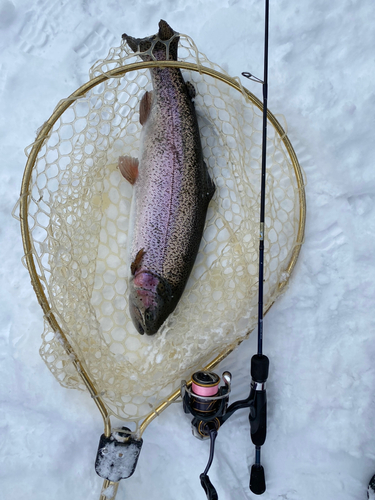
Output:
[[129, 302, 160, 336], [129, 302, 145, 335], [138, 323, 145, 335], [129, 272, 173, 335]]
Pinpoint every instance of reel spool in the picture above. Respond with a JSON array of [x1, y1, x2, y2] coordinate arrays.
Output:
[[182, 371, 231, 439], [15, 29, 305, 499]]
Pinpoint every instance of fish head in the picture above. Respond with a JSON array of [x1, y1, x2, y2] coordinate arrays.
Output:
[[129, 271, 173, 335]]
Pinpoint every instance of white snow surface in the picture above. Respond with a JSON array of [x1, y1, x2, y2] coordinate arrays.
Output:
[[1, 1, 375, 499]]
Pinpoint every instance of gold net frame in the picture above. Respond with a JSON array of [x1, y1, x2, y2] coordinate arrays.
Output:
[[18, 59, 305, 441]]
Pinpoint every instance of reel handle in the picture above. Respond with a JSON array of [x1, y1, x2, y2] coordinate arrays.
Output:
[[199, 429, 218, 500], [200, 473, 218, 500]]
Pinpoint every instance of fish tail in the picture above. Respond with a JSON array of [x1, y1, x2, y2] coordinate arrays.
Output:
[[158, 20, 179, 61], [122, 20, 179, 62], [158, 20, 175, 41]]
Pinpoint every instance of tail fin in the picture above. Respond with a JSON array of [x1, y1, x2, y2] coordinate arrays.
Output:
[[122, 20, 179, 62]]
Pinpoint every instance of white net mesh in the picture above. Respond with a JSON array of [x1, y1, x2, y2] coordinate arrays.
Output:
[[22, 33, 303, 422]]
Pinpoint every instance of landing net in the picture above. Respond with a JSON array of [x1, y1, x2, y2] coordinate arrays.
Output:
[[16, 33, 305, 423]]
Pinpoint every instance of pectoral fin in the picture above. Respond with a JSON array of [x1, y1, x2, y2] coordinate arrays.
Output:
[[139, 91, 153, 125], [131, 248, 145, 275], [118, 156, 139, 185]]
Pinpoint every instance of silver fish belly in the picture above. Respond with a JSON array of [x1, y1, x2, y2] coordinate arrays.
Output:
[[120, 20, 215, 335]]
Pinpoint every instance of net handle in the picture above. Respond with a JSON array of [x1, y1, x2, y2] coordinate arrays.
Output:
[[19, 60, 306, 438]]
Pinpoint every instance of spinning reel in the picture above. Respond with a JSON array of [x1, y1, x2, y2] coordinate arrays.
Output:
[[182, 353, 269, 499]]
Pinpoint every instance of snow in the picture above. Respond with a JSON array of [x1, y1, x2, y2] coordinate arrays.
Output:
[[1, 0, 375, 499]]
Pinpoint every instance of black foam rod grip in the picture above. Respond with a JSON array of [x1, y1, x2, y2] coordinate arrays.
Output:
[[250, 464, 266, 495], [251, 354, 269, 382], [249, 390, 267, 447]]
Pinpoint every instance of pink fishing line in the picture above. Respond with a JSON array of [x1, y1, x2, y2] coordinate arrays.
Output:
[[192, 382, 219, 397]]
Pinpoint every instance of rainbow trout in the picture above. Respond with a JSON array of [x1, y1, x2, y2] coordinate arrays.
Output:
[[119, 20, 215, 335]]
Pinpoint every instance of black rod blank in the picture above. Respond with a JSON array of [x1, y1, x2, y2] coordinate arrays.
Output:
[[257, 0, 269, 356]]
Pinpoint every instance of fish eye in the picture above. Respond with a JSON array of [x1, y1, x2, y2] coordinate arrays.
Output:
[[157, 282, 165, 294]]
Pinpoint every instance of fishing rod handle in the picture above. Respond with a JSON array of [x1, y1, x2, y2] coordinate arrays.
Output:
[[250, 462, 266, 496], [249, 355, 269, 495], [249, 354, 269, 447], [250, 388, 267, 446], [251, 354, 269, 383]]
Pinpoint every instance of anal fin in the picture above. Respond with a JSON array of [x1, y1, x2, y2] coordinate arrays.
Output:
[[118, 156, 139, 185], [204, 161, 216, 201], [185, 81, 196, 100]]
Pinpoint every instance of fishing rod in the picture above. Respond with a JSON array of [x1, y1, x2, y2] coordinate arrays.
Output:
[[247, 0, 270, 494], [183, 1, 270, 497]]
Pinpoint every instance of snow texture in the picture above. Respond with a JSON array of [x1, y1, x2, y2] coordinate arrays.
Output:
[[1, 0, 375, 499]]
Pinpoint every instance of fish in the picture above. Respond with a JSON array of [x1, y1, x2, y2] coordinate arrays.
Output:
[[119, 20, 215, 335]]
